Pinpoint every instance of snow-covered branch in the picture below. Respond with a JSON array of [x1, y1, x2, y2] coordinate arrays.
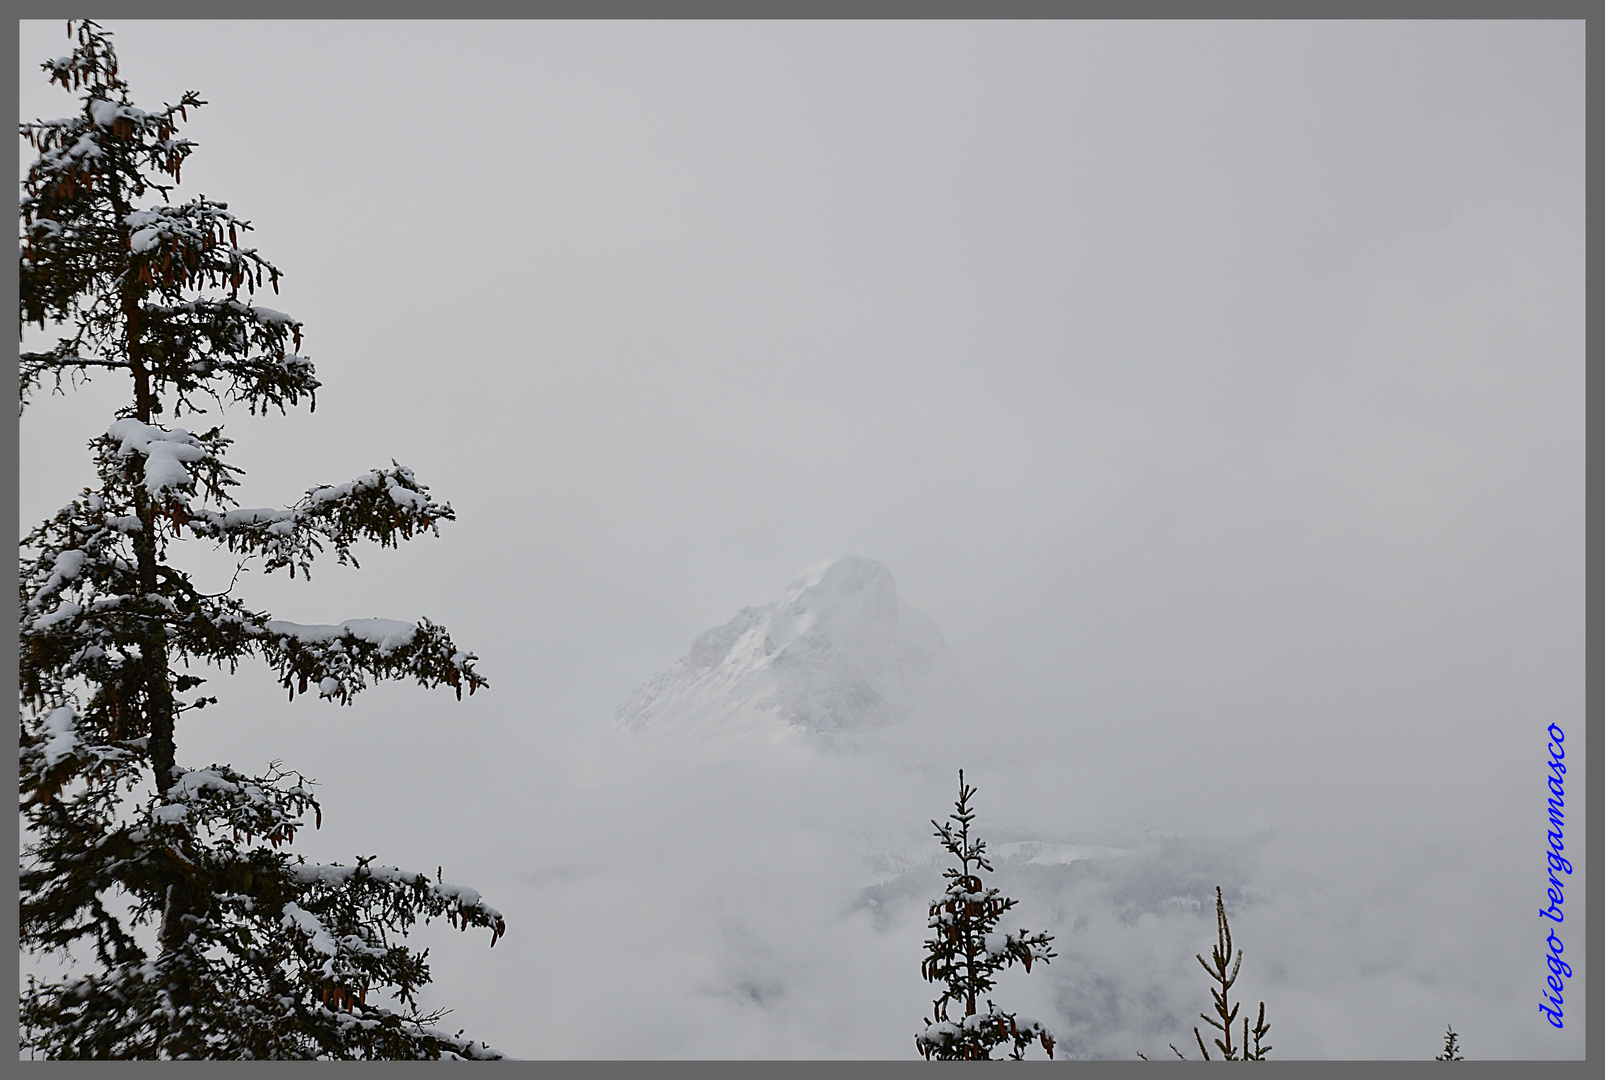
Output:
[[254, 616, 486, 705], [188, 463, 455, 578], [136, 296, 318, 417]]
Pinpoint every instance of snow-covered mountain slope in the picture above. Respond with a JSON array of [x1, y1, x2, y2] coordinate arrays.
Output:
[[616, 556, 966, 743]]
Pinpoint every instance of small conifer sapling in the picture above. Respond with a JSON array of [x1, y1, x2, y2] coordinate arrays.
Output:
[[1435, 1024, 1463, 1061], [1139, 884, 1271, 1061], [1190, 886, 1270, 1061], [916, 770, 1056, 1060]]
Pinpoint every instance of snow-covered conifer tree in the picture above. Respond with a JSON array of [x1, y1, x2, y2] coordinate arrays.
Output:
[[19, 21, 505, 1059], [916, 771, 1056, 1060]]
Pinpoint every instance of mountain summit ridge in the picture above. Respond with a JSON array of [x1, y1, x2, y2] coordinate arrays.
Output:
[[616, 556, 964, 743]]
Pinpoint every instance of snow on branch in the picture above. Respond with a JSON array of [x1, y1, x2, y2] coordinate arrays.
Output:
[[40, 424, 449, 585], [288, 856, 505, 959], [254, 616, 487, 705], [100, 419, 241, 506], [22, 928, 506, 1060], [135, 296, 318, 417], [20, 701, 141, 798], [121, 200, 283, 301], [20, 494, 157, 716], [916, 1009, 1055, 1062], [187, 463, 455, 578], [267, 854, 506, 1034], [160, 762, 320, 847], [20, 483, 484, 715], [106, 418, 227, 499]]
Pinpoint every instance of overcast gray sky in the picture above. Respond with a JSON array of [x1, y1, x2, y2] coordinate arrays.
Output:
[[19, 20, 1583, 1059]]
